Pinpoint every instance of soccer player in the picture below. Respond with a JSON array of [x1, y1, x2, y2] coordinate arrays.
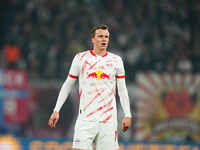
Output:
[[48, 24, 132, 150]]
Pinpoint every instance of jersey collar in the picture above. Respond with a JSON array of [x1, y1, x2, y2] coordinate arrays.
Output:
[[90, 49, 108, 57]]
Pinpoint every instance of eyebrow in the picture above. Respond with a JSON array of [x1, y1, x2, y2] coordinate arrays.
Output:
[[97, 34, 109, 37]]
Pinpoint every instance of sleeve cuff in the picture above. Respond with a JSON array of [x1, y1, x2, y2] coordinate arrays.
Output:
[[116, 75, 125, 79], [68, 74, 78, 79], [125, 113, 132, 118]]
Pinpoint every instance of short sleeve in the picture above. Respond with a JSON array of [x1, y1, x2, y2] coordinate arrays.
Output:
[[68, 54, 80, 79], [116, 57, 125, 79]]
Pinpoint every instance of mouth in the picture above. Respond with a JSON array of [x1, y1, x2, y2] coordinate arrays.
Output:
[[101, 43, 107, 46]]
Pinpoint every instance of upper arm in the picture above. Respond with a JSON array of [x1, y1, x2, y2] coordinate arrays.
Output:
[[116, 57, 125, 79], [68, 54, 80, 79]]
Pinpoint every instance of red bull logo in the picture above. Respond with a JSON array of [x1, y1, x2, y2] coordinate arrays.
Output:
[[88, 70, 110, 80]]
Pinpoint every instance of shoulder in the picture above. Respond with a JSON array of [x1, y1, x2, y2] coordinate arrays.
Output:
[[76, 50, 89, 57], [107, 51, 123, 61], [74, 50, 90, 60]]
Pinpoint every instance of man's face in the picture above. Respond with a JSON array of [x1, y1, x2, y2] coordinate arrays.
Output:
[[91, 29, 110, 51]]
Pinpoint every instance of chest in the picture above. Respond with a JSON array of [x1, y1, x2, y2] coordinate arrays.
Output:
[[80, 56, 117, 78]]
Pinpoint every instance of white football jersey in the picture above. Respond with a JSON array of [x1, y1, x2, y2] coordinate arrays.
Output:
[[68, 50, 126, 123]]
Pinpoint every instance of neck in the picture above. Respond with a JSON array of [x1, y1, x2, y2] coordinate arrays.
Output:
[[93, 48, 107, 56]]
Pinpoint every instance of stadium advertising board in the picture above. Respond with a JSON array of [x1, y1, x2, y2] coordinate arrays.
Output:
[[0, 135, 199, 150], [0, 69, 29, 124]]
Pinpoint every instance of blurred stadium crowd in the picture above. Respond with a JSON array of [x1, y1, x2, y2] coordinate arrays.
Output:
[[0, 0, 200, 141], [1, 0, 200, 81]]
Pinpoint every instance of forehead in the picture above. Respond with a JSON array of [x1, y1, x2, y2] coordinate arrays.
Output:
[[95, 29, 109, 36]]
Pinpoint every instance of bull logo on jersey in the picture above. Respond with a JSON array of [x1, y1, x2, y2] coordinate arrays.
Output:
[[87, 70, 110, 80]]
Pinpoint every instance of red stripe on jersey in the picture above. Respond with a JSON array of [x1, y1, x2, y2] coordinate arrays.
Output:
[[88, 60, 101, 70], [79, 89, 82, 98], [86, 99, 113, 117], [102, 106, 113, 114], [98, 98, 105, 103], [83, 89, 105, 111], [98, 89, 115, 103], [86, 106, 103, 117], [81, 60, 91, 75], [69, 74, 78, 79], [102, 114, 112, 122], [80, 51, 88, 60], [112, 88, 116, 97], [116, 75, 125, 79], [115, 130, 117, 142]]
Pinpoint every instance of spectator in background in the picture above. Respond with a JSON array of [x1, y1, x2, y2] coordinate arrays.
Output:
[[4, 42, 21, 69]]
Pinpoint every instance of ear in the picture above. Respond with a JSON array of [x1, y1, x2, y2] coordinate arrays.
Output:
[[91, 38, 94, 44]]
